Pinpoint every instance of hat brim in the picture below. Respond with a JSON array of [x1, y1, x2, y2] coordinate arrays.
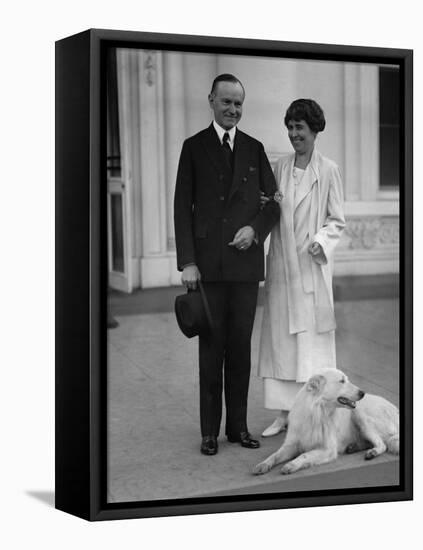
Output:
[[175, 285, 214, 339]]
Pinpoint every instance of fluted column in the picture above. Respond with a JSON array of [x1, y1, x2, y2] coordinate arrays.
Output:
[[123, 48, 170, 288], [163, 52, 187, 254], [358, 64, 379, 201]]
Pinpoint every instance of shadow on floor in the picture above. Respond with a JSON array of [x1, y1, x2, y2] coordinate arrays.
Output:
[[26, 490, 55, 508]]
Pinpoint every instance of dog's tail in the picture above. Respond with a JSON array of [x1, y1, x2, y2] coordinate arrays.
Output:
[[386, 434, 399, 455]]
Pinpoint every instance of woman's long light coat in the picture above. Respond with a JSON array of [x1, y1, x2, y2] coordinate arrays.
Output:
[[258, 149, 345, 382]]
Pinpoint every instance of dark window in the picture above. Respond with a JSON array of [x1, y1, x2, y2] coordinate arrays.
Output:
[[379, 66, 400, 188]]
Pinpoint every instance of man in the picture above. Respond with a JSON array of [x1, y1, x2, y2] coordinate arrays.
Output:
[[174, 74, 280, 455]]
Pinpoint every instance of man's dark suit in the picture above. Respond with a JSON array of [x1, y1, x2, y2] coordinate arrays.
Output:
[[174, 123, 280, 438]]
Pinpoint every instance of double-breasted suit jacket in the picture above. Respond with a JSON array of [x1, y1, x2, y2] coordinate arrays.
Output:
[[174, 124, 280, 282]]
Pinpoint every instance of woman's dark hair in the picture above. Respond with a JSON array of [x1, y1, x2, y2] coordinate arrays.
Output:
[[284, 99, 326, 133]]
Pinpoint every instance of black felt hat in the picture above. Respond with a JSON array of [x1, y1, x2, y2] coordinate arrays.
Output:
[[175, 281, 214, 339]]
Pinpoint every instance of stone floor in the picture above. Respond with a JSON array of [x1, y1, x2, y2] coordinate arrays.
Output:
[[107, 297, 399, 503]]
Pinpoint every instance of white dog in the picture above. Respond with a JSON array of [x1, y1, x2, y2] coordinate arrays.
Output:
[[253, 369, 399, 476]]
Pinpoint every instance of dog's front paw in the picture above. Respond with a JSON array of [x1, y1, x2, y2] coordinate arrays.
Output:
[[365, 449, 378, 460], [280, 462, 296, 475], [252, 462, 271, 475]]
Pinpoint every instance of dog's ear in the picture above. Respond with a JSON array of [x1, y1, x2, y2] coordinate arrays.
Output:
[[306, 374, 326, 394]]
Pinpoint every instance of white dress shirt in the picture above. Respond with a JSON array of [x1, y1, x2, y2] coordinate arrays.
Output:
[[213, 121, 236, 150]]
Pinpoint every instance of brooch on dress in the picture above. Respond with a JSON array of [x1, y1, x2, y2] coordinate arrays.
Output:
[[260, 190, 283, 209]]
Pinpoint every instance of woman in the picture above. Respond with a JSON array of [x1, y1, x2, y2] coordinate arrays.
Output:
[[258, 99, 345, 437]]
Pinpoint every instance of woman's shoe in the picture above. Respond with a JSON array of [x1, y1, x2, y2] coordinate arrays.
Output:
[[261, 414, 287, 437]]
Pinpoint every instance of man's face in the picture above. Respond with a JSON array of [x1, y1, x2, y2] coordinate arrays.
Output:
[[208, 81, 244, 130]]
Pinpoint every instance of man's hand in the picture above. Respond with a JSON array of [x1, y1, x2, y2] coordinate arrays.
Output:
[[181, 264, 201, 290], [228, 226, 255, 251], [260, 191, 270, 209]]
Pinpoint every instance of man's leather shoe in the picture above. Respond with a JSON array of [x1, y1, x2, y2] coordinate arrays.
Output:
[[201, 435, 218, 455], [227, 431, 260, 449]]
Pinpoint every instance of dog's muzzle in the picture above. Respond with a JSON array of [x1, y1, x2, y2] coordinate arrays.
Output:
[[337, 396, 356, 408], [337, 390, 365, 409]]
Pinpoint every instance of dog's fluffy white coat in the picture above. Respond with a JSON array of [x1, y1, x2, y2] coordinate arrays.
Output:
[[253, 369, 399, 475]]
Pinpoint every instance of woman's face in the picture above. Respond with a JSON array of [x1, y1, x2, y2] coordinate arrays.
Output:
[[287, 119, 316, 155]]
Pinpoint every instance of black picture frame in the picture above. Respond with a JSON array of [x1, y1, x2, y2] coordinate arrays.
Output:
[[55, 28, 413, 521]]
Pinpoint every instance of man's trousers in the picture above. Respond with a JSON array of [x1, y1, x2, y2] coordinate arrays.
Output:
[[199, 281, 259, 437]]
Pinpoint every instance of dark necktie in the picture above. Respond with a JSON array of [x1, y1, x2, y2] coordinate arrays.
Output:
[[222, 132, 233, 171]]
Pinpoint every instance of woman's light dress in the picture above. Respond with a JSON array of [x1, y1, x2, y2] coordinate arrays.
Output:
[[258, 151, 345, 410]]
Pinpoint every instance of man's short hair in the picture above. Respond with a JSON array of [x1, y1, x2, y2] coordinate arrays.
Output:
[[210, 74, 245, 96]]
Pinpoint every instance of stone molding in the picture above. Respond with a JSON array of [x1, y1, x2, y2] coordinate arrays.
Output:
[[342, 216, 399, 250]]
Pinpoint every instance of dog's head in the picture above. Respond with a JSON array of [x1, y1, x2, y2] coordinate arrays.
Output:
[[305, 369, 365, 409]]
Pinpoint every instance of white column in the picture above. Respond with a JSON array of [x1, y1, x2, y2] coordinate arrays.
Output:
[[359, 64, 380, 201], [138, 50, 166, 254], [163, 52, 187, 254], [135, 50, 171, 287], [344, 63, 361, 201], [343, 63, 380, 202]]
